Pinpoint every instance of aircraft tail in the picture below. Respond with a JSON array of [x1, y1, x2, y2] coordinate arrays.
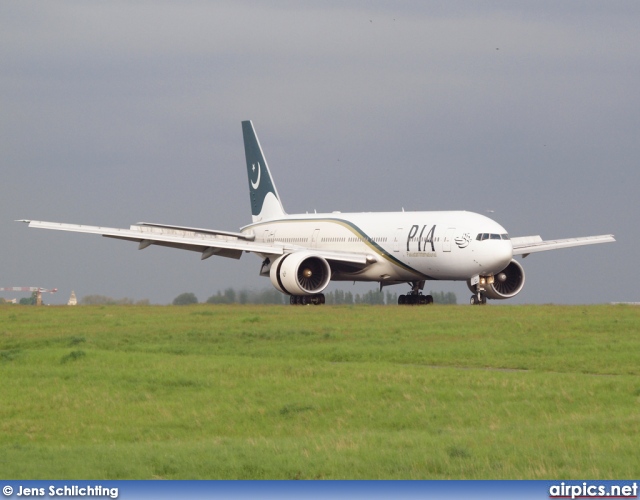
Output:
[[242, 120, 286, 222]]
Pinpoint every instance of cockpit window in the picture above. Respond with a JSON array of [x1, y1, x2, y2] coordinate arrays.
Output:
[[476, 233, 510, 241]]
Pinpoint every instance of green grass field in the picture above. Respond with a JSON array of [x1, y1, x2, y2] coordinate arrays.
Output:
[[1, 304, 639, 479]]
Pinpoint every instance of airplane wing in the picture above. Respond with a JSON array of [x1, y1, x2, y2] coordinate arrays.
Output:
[[18, 220, 280, 260], [17, 220, 370, 265], [511, 234, 615, 257]]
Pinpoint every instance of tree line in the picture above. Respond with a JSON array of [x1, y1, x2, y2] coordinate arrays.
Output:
[[81, 295, 151, 306], [3, 289, 457, 306], [173, 288, 457, 305]]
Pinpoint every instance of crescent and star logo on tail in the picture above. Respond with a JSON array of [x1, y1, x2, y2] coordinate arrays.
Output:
[[251, 162, 261, 190]]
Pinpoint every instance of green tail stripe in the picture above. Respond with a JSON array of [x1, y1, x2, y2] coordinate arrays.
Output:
[[242, 121, 280, 217]]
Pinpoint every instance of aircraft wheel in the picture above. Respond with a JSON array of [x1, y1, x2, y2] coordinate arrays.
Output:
[[398, 295, 406, 305], [426, 294, 434, 305], [470, 295, 479, 305]]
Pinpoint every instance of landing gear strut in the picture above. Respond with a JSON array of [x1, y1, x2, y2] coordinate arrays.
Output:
[[398, 281, 434, 306], [289, 294, 325, 305], [469, 278, 488, 305], [469, 290, 487, 305]]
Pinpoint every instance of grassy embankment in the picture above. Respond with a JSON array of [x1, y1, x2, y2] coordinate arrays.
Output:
[[1, 304, 639, 479]]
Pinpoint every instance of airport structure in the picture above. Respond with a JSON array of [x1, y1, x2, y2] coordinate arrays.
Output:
[[0, 287, 58, 306]]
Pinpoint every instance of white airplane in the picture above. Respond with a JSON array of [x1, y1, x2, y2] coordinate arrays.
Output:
[[19, 121, 615, 305]]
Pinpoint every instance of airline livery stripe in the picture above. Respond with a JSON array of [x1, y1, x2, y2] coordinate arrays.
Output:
[[248, 217, 436, 280]]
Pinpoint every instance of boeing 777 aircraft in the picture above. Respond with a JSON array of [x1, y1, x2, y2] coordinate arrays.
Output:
[[19, 121, 615, 305]]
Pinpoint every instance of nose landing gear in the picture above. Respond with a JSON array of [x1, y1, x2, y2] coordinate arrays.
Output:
[[470, 290, 487, 305], [468, 275, 491, 305]]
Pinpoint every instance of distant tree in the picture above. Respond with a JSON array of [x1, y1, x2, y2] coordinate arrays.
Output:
[[115, 297, 134, 305], [206, 288, 236, 304], [344, 291, 354, 304], [207, 288, 287, 305], [206, 291, 225, 304], [224, 288, 236, 304], [260, 288, 286, 304], [81, 295, 149, 305], [81, 295, 111, 305], [429, 291, 457, 305], [19, 292, 37, 306], [445, 292, 457, 304], [385, 290, 398, 305], [173, 292, 198, 305], [360, 289, 385, 305]]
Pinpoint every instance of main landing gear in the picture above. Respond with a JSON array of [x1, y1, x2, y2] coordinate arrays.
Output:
[[398, 281, 434, 306], [289, 294, 325, 305]]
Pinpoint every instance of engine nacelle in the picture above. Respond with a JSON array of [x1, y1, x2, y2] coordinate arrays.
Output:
[[270, 252, 332, 296], [467, 259, 526, 300]]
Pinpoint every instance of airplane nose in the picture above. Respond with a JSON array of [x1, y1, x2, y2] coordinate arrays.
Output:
[[480, 241, 513, 274], [495, 241, 514, 271]]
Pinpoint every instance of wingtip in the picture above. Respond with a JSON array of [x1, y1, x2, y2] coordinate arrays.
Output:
[[16, 219, 31, 223]]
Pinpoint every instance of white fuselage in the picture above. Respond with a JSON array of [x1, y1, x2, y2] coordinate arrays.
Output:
[[243, 210, 513, 283]]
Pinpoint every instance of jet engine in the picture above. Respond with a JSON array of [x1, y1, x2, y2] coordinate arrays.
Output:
[[467, 259, 526, 300], [270, 252, 332, 296]]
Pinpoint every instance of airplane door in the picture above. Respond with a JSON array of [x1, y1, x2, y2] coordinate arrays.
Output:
[[393, 228, 403, 252], [311, 229, 320, 248], [443, 228, 455, 252]]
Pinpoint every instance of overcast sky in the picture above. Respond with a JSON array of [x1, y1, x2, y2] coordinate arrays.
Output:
[[1, 1, 638, 305]]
